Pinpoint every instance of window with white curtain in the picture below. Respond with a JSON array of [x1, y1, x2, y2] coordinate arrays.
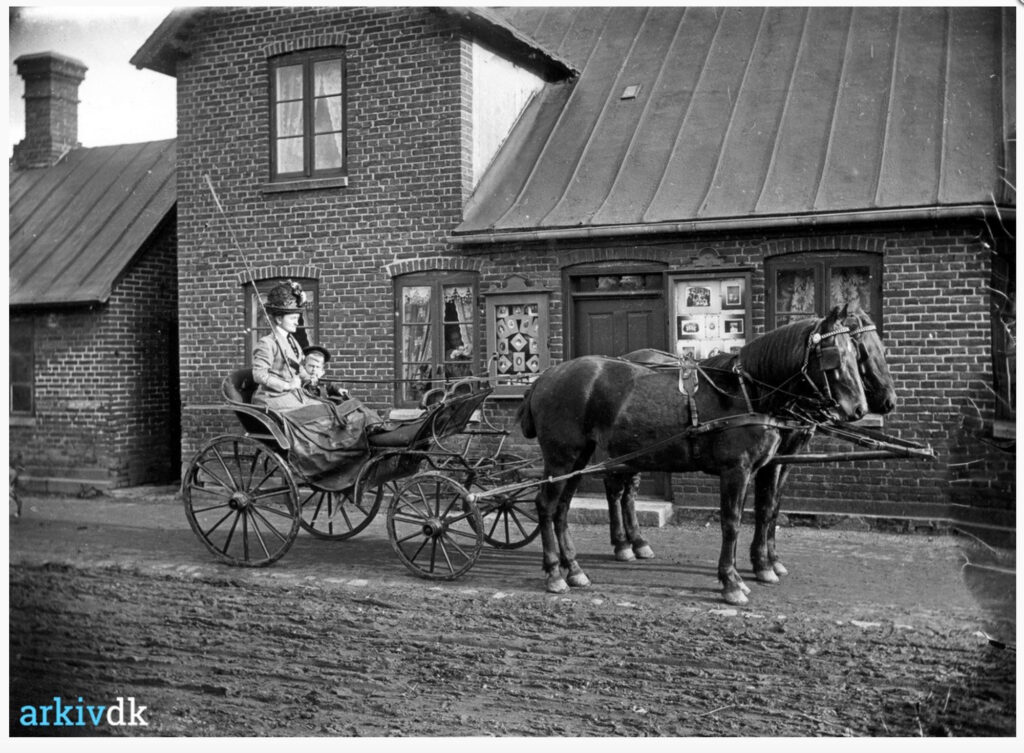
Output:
[[270, 49, 346, 181], [766, 252, 883, 332], [395, 274, 479, 406]]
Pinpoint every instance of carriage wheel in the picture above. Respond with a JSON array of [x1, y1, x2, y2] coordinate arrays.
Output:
[[474, 480, 540, 550], [386, 472, 483, 580], [298, 483, 384, 540], [182, 436, 300, 567]]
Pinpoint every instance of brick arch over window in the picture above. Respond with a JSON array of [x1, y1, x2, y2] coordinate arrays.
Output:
[[262, 34, 350, 59], [384, 256, 484, 278], [237, 265, 321, 286], [761, 237, 890, 258], [561, 248, 668, 268]]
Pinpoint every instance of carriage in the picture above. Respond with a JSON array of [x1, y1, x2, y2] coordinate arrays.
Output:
[[181, 369, 539, 579], [183, 308, 934, 603]]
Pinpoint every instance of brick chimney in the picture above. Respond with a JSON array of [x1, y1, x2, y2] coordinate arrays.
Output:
[[12, 52, 88, 169]]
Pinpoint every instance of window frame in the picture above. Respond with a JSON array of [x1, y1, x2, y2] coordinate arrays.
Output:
[[10, 316, 34, 416], [268, 48, 348, 183], [243, 278, 320, 366], [394, 273, 480, 407], [991, 249, 1015, 434], [765, 251, 883, 334]]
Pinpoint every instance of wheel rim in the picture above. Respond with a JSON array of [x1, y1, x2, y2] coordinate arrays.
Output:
[[386, 472, 482, 580], [183, 436, 299, 566]]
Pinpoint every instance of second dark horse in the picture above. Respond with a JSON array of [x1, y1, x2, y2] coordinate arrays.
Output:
[[516, 306, 868, 605]]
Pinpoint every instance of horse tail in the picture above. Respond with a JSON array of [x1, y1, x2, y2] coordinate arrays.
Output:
[[516, 384, 537, 438]]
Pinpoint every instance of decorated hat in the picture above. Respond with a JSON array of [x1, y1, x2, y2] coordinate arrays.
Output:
[[304, 344, 331, 363], [265, 280, 307, 315]]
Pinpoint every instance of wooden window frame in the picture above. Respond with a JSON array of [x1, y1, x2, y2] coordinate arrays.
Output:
[[269, 48, 347, 183], [10, 316, 34, 416], [394, 273, 479, 408], [765, 251, 883, 334]]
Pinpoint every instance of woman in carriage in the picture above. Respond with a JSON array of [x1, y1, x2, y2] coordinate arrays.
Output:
[[251, 281, 381, 487]]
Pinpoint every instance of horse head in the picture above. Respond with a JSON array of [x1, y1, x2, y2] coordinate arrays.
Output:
[[808, 305, 868, 421], [843, 309, 897, 415]]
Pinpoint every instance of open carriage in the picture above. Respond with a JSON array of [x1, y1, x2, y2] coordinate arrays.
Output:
[[182, 370, 539, 579]]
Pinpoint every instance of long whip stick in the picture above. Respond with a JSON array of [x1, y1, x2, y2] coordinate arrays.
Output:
[[203, 173, 294, 371]]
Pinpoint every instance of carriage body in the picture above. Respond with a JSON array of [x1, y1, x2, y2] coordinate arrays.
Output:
[[182, 369, 539, 578]]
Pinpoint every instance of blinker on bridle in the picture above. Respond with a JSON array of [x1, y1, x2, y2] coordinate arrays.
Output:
[[802, 325, 854, 409]]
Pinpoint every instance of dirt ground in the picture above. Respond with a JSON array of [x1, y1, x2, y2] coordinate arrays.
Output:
[[7, 490, 1017, 738]]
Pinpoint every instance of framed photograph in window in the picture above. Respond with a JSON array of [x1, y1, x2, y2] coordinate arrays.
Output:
[[722, 279, 744, 309], [722, 315, 745, 338]]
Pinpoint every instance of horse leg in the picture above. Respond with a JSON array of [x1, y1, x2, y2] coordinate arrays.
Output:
[[718, 468, 753, 606], [604, 473, 635, 561], [751, 464, 783, 583], [555, 476, 591, 588], [765, 463, 792, 577], [621, 473, 654, 560], [536, 478, 571, 593]]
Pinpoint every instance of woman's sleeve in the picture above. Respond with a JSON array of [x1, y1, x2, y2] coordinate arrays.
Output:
[[252, 338, 292, 391]]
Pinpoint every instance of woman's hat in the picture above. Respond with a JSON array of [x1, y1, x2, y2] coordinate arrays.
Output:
[[304, 344, 331, 363], [265, 280, 307, 315]]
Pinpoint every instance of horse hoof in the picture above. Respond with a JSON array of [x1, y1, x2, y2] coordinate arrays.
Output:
[[756, 569, 779, 584], [772, 562, 789, 576], [546, 576, 570, 594], [614, 547, 636, 562], [738, 580, 751, 595], [722, 588, 749, 606], [633, 544, 655, 560], [567, 571, 591, 588]]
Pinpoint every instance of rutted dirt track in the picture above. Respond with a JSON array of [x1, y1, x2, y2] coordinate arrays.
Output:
[[8, 493, 1017, 737]]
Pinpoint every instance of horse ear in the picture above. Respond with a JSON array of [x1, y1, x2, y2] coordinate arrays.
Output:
[[839, 303, 850, 319]]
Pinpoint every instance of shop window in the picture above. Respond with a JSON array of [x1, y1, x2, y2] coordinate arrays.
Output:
[[766, 252, 882, 331], [671, 273, 752, 360], [395, 273, 479, 406], [484, 274, 551, 397], [243, 278, 319, 365], [10, 317, 34, 415], [269, 48, 346, 182]]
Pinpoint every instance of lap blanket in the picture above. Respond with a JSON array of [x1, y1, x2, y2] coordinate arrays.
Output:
[[280, 399, 383, 491]]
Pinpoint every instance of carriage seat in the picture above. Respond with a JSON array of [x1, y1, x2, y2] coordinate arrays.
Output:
[[223, 368, 259, 405]]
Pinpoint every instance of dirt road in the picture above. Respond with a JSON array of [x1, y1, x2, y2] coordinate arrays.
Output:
[[8, 492, 1016, 737]]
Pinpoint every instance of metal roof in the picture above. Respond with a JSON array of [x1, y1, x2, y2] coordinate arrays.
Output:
[[457, 5, 1016, 241], [9, 139, 177, 307]]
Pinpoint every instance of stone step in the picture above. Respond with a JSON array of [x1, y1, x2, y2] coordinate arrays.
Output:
[[568, 496, 674, 528]]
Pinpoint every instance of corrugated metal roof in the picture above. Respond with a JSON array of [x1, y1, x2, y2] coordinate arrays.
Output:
[[9, 139, 176, 307], [457, 6, 1015, 240]]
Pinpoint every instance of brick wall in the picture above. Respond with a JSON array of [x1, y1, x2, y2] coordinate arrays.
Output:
[[10, 214, 179, 490], [466, 222, 1015, 518], [177, 7, 467, 459]]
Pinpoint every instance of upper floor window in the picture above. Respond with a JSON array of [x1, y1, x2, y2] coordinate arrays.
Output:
[[244, 278, 320, 365], [270, 49, 346, 182], [395, 274, 479, 407], [10, 317, 34, 415], [766, 252, 882, 332]]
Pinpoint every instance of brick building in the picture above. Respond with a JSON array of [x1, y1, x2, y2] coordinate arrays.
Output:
[[9, 52, 179, 493], [131, 6, 1015, 538]]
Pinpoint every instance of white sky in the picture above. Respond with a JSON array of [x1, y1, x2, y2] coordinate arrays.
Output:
[[6, 5, 177, 156]]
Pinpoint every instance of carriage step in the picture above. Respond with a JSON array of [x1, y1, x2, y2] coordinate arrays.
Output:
[[569, 497, 673, 528]]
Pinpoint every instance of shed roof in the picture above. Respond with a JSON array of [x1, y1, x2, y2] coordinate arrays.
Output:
[[9, 139, 177, 307], [457, 5, 1016, 242]]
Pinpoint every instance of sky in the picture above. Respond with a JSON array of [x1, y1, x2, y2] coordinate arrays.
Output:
[[6, 5, 178, 156]]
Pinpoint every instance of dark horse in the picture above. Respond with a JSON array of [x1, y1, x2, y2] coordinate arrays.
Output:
[[749, 308, 896, 583], [605, 309, 897, 579], [516, 306, 867, 605]]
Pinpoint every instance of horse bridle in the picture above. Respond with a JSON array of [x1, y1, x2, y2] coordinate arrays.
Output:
[[800, 324, 854, 410]]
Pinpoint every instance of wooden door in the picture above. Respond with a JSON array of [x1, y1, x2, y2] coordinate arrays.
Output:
[[571, 290, 672, 499]]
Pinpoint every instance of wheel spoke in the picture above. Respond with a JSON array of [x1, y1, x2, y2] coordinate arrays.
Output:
[[209, 445, 240, 492]]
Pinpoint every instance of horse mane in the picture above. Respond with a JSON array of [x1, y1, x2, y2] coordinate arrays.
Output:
[[734, 317, 822, 410]]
